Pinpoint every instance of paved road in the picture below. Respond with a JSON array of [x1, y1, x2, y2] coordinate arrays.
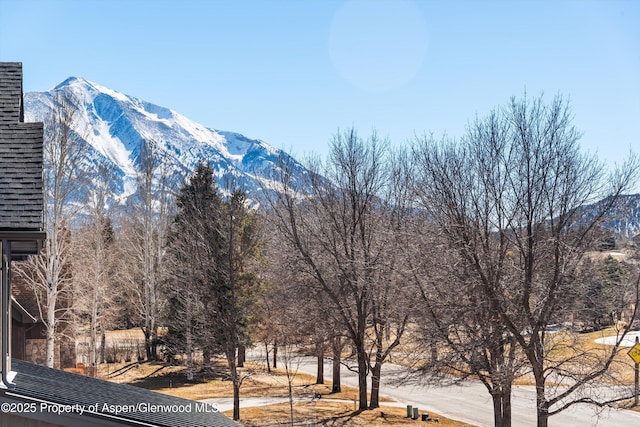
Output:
[[247, 350, 640, 427], [202, 396, 297, 412]]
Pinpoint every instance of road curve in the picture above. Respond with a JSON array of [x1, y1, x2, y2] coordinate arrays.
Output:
[[248, 349, 640, 427]]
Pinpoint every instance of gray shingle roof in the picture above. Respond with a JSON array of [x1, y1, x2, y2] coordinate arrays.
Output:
[[0, 62, 23, 124], [0, 62, 44, 231], [10, 359, 240, 427]]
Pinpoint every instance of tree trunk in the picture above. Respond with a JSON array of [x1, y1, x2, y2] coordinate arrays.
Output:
[[232, 366, 240, 421], [288, 372, 295, 427], [502, 384, 512, 427], [46, 292, 56, 368], [90, 305, 97, 367], [143, 328, 152, 361], [490, 345, 512, 427], [273, 341, 278, 369], [491, 392, 504, 427], [370, 342, 385, 410], [150, 326, 158, 360], [356, 346, 368, 411], [46, 325, 55, 368], [532, 348, 548, 427], [369, 360, 382, 409], [238, 345, 245, 368], [534, 371, 549, 427], [537, 406, 549, 427], [185, 322, 193, 381], [99, 328, 106, 364], [227, 348, 241, 421], [45, 249, 58, 369], [316, 341, 325, 384], [536, 384, 549, 427], [265, 342, 271, 373], [332, 336, 341, 393]]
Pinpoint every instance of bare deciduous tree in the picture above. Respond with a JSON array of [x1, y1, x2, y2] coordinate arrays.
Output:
[[266, 128, 414, 410], [120, 140, 174, 361], [72, 159, 121, 368], [406, 218, 524, 427], [413, 93, 640, 427], [15, 90, 89, 368]]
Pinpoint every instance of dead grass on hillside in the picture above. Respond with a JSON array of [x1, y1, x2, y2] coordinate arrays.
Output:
[[619, 399, 640, 412], [99, 360, 186, 384], [537, 328, 637, 384], [97, 360, 392, 402], [229, 401, 476, 427], [388, 327, 639, 387], [97, 359, 470, 426], [498, 328, 639, 387]]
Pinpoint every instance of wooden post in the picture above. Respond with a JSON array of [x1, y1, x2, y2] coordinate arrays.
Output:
[[635, 336, 639, 407]]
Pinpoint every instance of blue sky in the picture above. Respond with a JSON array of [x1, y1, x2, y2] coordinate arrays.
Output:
[[1, 0, 638, 172]]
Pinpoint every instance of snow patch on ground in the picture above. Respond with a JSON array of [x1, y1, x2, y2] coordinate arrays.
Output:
[[595, 331, 640, 347], [607, 251, 626, 257]]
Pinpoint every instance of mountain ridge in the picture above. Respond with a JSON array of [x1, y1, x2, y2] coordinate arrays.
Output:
[[24, 76, 304, 202], [22, 77, 640, 242]]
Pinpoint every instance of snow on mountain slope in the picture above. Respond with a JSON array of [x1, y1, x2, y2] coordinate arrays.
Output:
[[22, 77, 640, 241], [23, 76, 308, 201], [591, 194, 640, 240]]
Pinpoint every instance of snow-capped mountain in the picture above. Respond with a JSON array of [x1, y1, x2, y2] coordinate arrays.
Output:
[[21, 77, 640, 242], [592, 194, 640, 241], [24, 77, 307, 203]]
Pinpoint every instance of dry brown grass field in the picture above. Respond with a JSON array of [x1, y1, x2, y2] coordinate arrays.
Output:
[[375, 326, 640, 387], [512, 327, 638, 386], [94, 324, 640, 425], [237, 402, 475, 427], [97, 358, 474, 426]]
